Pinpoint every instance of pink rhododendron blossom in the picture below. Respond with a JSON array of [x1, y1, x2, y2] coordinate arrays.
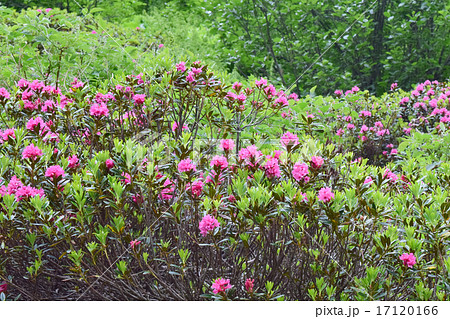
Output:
[[239, 145, 262, 162], [90, 103, 109, 117], [292, 162, 309, 181], [400, 253, 416, 268], [288, 92, 299, 101], [219, 139, 235, 152], [399, 97, 410, 105], [15, 186, 44, 201], [274, 96, 288, 107], [29, 80, 44, 92], [178, 159, 196, 173], [236, 93, 247, 103], [360, 125, 369, 133], [186, 72, 195, 83], [232, 82, 243, 92], [68, 155, 79, 168], [212, 278, 232, 295], [0, 87, 10, 100], [176, 61, 186, 72], [26, 117, 45, 131], [158, 44, 164, 48], [264, 158, 281, 178], [42, 100, 55, 112], [160, 179, 175, 200], [6, 176, 23, 195], [359, 110, 371, 117], [255, 77, 268, 87], [245, 278, 254, 293], [191, 67, 202, 75], [347, 123, 355, 130], [172, 122, 188, 132], [186, 180, 204, 197], [310, 156, 324, 170], [71, 77, 84, 89], [280, 131, 299, 148], [106, 159, 115, 169], [364, 176, 373, 184], [334, 90, 343, 97], [336, 128, 344, 136], [2, 128, 15, 141], [22, 144, 43, 161], [264, 84, 277, 97], [17, 78, 29, 88], [0, 282, 7, 294], [133, 94, 146, 105], [390, 149, 398, 155], [390, 83, 398, 91], [199, 214, 220, 237], [132, 194, 143, 204], [210, 156, 228, 170], [121, 172, 131, 184], [130, 240, 142, 249], [318, 187, 334, 203], [45, 165, 65, 180], [226, 92, 239, 103], [383, 169, 398, 183]]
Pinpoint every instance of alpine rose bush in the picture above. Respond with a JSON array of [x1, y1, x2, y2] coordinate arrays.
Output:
[[0, 52, 449, 301]]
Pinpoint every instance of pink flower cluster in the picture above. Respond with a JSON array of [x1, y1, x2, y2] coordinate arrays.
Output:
[[239, 145, 262, 164], [199, 214, 219, 237], [133, 94, 146, 105], [245, 278, 254, 293], [1, 128, 15, 142], [90, 103, 109, 117], [106, 159, 115, 169], [264, 158, 281, 178], [71, 77, 85, 89], [399, 253, 416, 268], [292, 161, 309, 182], [210, 155, 228, 170], [45, 165, 65, 181], [130, 240, 142, 249], [178, 159, 196, 173], [310, 156, 324, 170], [160, 179, 175, 200], [383, 169, 398, 183], [22, 144, 43, 161], [212, 278, 232, 294], [186, 180, 204, 197], [280, 131, 299, 148], [219, 139, 235, 152], [68, 155, 79, 168], [317, 187, 334, 202], [172, 122, 188, 132], [0, 176, 44, 201], [0, 87, 11, 100], [121, 172, 131, 184]]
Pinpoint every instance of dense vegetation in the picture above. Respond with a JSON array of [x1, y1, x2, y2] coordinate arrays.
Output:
[[2, 0, 449, 94], [0, 2, 449, 301]]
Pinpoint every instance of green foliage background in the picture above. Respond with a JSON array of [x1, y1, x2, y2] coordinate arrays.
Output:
[[0, 0, 449, 93]]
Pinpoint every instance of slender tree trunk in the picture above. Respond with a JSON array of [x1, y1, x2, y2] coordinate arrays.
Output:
[[370, 0, 388, 92]]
